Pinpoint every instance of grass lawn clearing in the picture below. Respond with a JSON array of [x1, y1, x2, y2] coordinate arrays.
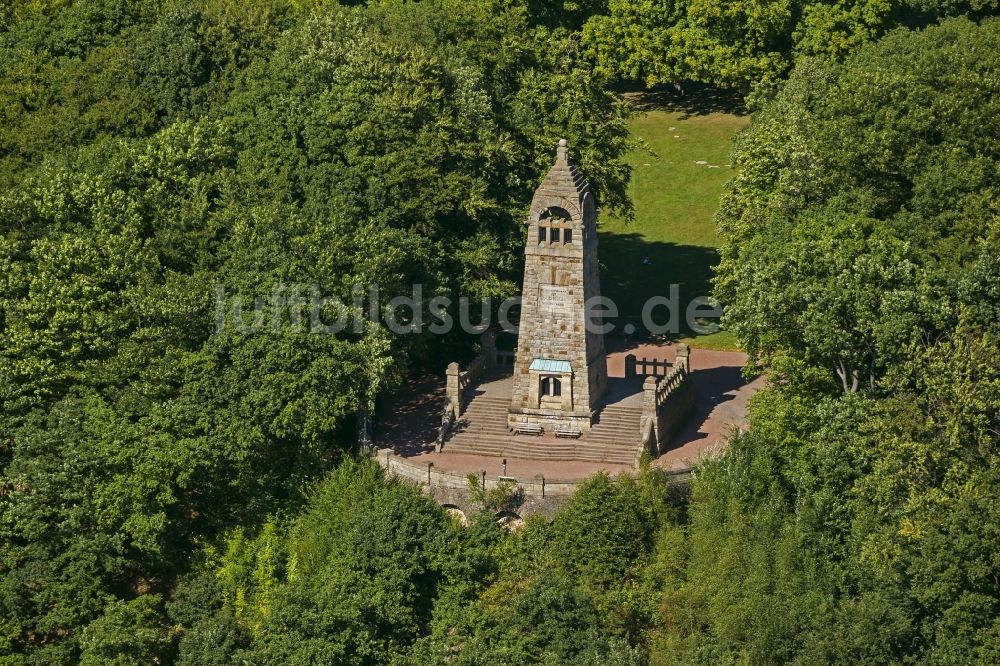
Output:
[[599, 97, 748, 351]]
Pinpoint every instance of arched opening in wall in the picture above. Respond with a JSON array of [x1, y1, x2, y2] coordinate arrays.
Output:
[[495, 510, 524, 531], [442, 504, 468, 527], [541, 376, 561, 397], [540, 206, 572, 222], [538, 207, 574, 245]]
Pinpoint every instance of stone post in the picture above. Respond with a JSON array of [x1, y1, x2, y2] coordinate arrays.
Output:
[[534, 474, 545, 499], [426, 461, 434, 487], [643, 375, 657, 413], [675, 343, 690, 374], [446, 361, 461, 417]]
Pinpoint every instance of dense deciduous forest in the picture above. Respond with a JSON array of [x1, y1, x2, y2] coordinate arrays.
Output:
[[1, 1, 997, 664]]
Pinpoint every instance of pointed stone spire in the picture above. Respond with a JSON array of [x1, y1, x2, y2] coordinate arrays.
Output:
[[534, 139, 590, 211]]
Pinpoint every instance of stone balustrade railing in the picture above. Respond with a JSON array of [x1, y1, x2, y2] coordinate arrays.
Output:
[[463, 352, 488, 390], [377, 448, 584, 498], [377, 448, 691, 505], [443, 328, 498, 422], [641, 344, 690, 410], [654, 365, 686, 404], [625, 355, 671, 378], [625, 342, 690, 380], [446, 351, 489, 419], [439, 342, 495, 451], [636, 343, 693, 461]]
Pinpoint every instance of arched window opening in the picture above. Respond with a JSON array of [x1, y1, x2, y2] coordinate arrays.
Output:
[[540, 206, 572, 223], [541, 376, 562, 397]]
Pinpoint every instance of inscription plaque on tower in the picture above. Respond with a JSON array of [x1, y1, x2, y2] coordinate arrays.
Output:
[[538, 284, 570, 316]]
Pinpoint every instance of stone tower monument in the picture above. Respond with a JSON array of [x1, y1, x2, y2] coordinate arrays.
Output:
[[508, 139, 608, 432]]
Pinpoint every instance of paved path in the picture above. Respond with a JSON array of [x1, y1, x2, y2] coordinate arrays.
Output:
[[654, 348, 763, 470], [605, 339, 764, 471]]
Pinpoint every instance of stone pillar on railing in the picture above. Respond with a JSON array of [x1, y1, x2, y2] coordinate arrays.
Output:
[[533, 474, 545, 499], [638, 417, 656, 461], [643, 374, 657, 415], [625, 353, 636, 379], [446, 361, 462, 418], [675, 343, 691, 374], [481, 328, 497, 370]]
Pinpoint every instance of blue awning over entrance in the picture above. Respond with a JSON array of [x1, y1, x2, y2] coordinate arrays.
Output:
[[529, 358, 572, 373]]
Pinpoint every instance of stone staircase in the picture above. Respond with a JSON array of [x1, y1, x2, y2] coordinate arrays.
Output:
[[443, 393, 643, 466]]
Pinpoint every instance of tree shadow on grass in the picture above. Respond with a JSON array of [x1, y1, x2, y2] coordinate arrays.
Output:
[[598, 230, 720, 340], [614, 82, 747, 118]]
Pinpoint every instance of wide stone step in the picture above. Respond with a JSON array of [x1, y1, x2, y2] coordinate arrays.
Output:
[[594, 414, 641, 421], [595, 413, 643, 421], [590, 424, 640, 433], [455, 427, 638, 443], [450, 447, 636, 460], [462, 400, 509, 408], [442, 392, 645, 464], [449, 445, 638, 462], [452, 432, 577, 445], [461, 409, 509, 418], [460, 411, 642, 424], [599, 405, 643, 413], [444, 435, 639, 464], [453, 422, 640, 440], [449, 434, 618, 451], [587, 435, 637, 443]]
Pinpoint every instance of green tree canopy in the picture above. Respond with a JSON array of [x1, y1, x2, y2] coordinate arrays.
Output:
[[715, 17, 1000, 392]]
